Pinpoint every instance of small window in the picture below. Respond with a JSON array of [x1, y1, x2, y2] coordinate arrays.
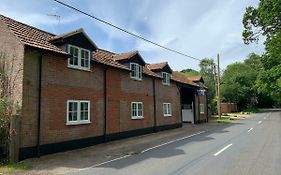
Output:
[[163, 103, 172, 117], [162, 72, 170, 85], [68, 45, 90, 70], [131, 102, 143, 119], [200, 104, 204, 114], [67, 100, 90, 125], [130, 63, 142, 80]]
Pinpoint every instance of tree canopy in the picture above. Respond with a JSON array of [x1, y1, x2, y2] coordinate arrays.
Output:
[[242, 0, 281, 106], [181, 68, 200, 76]]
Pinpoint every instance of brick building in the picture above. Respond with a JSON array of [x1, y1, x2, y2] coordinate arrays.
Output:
[[0, 15, 208, 161]]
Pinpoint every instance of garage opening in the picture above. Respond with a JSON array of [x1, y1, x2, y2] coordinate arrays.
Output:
[[181, 86, 195, 123]]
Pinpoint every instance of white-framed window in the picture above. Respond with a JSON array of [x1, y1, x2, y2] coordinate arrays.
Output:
[[162, 72, 170, 85], [67, 100, 90, 125], [200, 104, 204, 114], [68, 45, 90, 70], [130, 63, 142, 80], [131, 102, 143, 119], [163, 103, 172, 117]]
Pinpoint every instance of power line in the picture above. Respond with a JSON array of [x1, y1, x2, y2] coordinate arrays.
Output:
[[53, 0, 225, 73], [53, 0, 202, 62]]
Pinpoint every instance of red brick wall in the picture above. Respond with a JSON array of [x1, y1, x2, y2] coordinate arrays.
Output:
[[155, 79, 181, 126], [106, 68, 155, 133], [21, 50, 183, 147]]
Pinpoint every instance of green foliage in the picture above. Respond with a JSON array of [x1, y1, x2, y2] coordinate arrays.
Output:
[[242, 0, 281, 44], [242, 0, 281, 107], [0, 98, 10, 163], [0, 162, 32, 173], [181, 69, 200, 76], [256, 34, 281, 105], [199, 58, 216, 113], [221, 61, 258, 108]]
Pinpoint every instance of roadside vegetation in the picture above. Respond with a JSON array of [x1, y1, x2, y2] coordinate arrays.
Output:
[[0, 162, 32, 174]]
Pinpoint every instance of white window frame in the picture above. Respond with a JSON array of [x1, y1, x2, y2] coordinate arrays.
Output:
[[130, 63, 142, 80], [68, 44, 91, 71], [66, 100, 91, 125], [163, 103, 172, 117], [162, 72, 170, 85], [131, 102, 144, 119], [200, 104, 205, 114]]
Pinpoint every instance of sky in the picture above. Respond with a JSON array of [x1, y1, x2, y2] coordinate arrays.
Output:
[[0, 0, 264, 71]]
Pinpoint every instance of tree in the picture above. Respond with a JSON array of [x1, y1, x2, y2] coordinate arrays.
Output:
[[242, 0, 281, 44], [242, 0, 281, 106], [221, 62, 257, 109], [199, 58, 216, 113], [0, 50, 22, 163], [256, 31, 281, 105], [181, 68, 200, 76]]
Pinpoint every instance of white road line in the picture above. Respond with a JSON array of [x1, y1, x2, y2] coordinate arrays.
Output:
[[141, 131, 206, 153], [80, 130, 206, 170], [258, 121, 262, 124], [248, 128, 253, 132], [92, 155, 131, 168], [214, 144, 233, 156]]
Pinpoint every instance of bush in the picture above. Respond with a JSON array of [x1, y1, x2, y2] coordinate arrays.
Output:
[[0, 98, 11, 164]]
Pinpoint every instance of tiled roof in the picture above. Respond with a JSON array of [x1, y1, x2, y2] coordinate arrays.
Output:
[[143, 65, 162, 78], [50, 28, 98, 49], [94, 49, 161, 78], [171, 71, 199, 87], [0, 15, 66, 55], [147, 62, 168, 70], [93, 49, 130, 70], [188, 75, 202, 82], [113, 50, 138, 60]]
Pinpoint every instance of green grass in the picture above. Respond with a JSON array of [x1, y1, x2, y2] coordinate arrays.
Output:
[[241, 107, 260, 114], [216, 117, 233, 124], [0, 162, 32, 174]]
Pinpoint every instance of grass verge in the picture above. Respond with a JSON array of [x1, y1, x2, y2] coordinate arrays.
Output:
[[216, 117, 233, 124], [0, 162, 32, 174]]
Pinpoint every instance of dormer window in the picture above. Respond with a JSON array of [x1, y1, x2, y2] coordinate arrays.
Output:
[[162, 72, 170, 85], [130, 63, 142, 80], [68, 45, 90, 70]]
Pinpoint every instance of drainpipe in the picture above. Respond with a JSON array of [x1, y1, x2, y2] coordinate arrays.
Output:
[[103, 66, 108, 142], [206, 91, 209, 123], [37, 53, 43, 157], [176, 84, 183, 124], [153, 78, 157, 132], [193, 90, 196, 124], [198, 91, 200, 124]]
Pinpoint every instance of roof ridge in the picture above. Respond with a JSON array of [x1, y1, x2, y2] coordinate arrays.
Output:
[[97, 48, 117, 55], [117, 50, 138, 55], [50, 28, 84, 40], [0, 14, 55, 36]]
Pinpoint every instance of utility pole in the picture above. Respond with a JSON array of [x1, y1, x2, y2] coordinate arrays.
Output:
[[217, 54, 221, 119]]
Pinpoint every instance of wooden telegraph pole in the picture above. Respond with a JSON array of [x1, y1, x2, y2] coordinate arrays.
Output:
[[217, 54, 221, 119]]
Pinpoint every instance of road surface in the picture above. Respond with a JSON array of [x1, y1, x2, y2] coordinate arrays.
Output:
[[69, 111, 281, 175]]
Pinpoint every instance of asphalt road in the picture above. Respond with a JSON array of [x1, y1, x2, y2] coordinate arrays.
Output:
[[70, 111, 281, 175]]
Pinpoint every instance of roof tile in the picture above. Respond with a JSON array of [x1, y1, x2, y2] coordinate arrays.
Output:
[[0, 15, 66, 55]]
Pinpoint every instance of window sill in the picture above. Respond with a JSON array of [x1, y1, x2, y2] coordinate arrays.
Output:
[[164, 115, 172, 117], [130, 77, 142, 81], [162, 83, 170, 86], [66, 121, 91, 126], [131, 116, 144, 120], [67, 65, 91, 72]]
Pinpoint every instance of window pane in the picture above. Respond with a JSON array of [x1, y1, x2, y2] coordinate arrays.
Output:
[[74, 57, 78, 66]]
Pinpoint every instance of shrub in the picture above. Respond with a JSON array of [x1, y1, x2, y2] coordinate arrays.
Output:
[[0, 98, 11, 164]]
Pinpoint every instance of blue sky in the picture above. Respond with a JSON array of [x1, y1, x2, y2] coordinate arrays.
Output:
[[0, 0, 264, 71]]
